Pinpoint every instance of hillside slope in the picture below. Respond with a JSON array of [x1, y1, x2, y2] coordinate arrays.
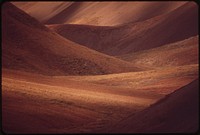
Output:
[[119, 36, 199, 69], [2, 3, 140, 76], [111, 79, 199, 133], [2, 65, 198, 133], [12, 2, 73, 23], [48, 2, 198, 55], [13, 1, 186, 26]]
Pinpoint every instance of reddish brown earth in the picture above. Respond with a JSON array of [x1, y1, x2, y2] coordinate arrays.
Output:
[[2, 2, 199, 134], [2, 65, 198, 133], [47, 2, 198, 56], [119, 36, 199, 69], [111, 79, 199, 133], [2, 2, 140, 76], [13, 1, 186, 26], [12, 2, 73, 23]]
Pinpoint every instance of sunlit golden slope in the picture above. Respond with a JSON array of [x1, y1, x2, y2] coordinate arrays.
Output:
[[2, 64, 198, 133], [58, 64, 198, 94]]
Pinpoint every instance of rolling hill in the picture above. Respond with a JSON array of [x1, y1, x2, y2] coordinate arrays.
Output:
[[2, 2, 140, 76], [111, 79, 199, 133], [12, 2, 73, 23], [2, 64, 198, 133], [2, 1, 199, 134], [119, 36, 199, 69], [12, 1, 186, 26], [48, 2, 198, 55]]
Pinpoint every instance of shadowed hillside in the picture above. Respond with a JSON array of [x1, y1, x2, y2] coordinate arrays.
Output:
[[48, 2, 198, 56], [111, 79, 199, 133], [2, 1, 199, 134], [13, 2, 73, 23], [2, 2, 140, 76], [13, 1, 186, 26]]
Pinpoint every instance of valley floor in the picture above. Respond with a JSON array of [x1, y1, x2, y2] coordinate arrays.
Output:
[[2, 64, 198, 133]]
